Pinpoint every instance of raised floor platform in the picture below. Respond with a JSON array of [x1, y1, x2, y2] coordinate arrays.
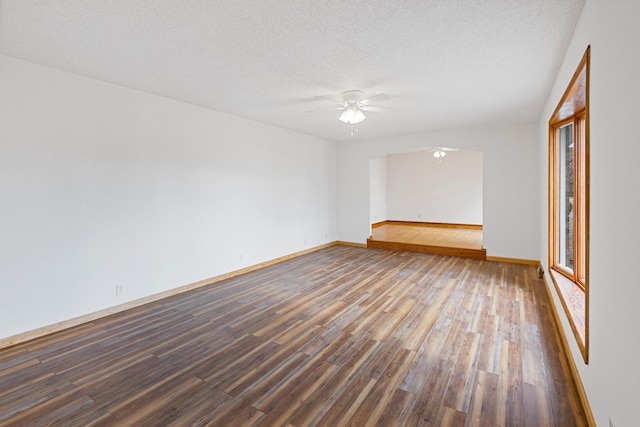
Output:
[[367, 221, 487, 259]]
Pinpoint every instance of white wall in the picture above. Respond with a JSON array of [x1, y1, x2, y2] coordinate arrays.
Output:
[[0, 55, 337, 340], [386, 150, 482, 224], [539, 1, 640, 426], [368, 157, 387, 225], [338, 123, 539, 259]]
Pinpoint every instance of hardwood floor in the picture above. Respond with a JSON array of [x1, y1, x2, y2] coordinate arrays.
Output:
[[0, 246, 586, 426], [368, 223, 486, 259]]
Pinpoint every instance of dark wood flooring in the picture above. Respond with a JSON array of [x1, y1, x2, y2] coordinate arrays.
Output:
[[0, 246, 586, 426]]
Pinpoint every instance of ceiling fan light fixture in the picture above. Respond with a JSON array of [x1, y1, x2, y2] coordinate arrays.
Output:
[[339, 105, 366, 124], [433, 148, 446, 158]]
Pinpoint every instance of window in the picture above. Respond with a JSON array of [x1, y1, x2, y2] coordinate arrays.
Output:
[[548, 46, 590, 363], [558, 122, 574, 271]]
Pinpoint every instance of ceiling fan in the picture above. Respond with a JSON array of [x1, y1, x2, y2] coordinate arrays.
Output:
[[308, 90, 391, 134], [424, 146, 459, 159]]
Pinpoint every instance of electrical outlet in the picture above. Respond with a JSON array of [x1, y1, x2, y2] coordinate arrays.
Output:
[[304, 238, 308, 245], [116, 285, 124, 296], [418, 213, 422, 218]]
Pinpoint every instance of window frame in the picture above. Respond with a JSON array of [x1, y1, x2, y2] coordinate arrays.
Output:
[[548, 46, 590, 363]]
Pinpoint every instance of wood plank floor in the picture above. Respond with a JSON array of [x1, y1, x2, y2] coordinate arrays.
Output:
[[368, 224, 486, 259], [0, 246, 586, 426]]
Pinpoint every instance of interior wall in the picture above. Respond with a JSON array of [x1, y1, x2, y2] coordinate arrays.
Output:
[[338, 123, 539, 259], [0, 54, 337, 340], [386, 150, 482, 224], [368, 157, 387, 225], [538, 1, 640, 426]]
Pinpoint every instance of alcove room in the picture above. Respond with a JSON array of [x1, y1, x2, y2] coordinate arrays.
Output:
[[368, 148, 485, 259]]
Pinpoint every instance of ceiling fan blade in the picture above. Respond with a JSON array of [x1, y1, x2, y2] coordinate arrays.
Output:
[[313, 96, 345, 105], [305, 106, 345, 113], [359, 93, 391, 105], [360, 105, 390, 111], [359, 106, 387, 113]]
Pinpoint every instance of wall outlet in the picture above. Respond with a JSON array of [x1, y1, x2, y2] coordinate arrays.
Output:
[[304, 238, 308, 245], [417, 213, 422, 218], [116, 285, 124, 296], [239, 254, 244, 262]]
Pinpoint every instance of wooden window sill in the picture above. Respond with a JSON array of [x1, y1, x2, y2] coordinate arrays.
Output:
[[549, 268, 587, 362]]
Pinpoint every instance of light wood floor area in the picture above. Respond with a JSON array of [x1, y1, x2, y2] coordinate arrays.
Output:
[[0, 246, 586, 426], [368, 223, 486, 259]]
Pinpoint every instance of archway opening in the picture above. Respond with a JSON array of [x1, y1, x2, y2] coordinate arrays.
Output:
[[368, 148, 485, 258]]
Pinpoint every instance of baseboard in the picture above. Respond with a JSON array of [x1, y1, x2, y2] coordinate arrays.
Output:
[[541, 272, 596, 426], [0, 241, 337, 350], [486, 256, 540, 266], [335, 240, 368, 248], [379, 220, 483, 230]]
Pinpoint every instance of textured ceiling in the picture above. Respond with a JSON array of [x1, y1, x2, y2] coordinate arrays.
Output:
[[0, 0, 585, 142]]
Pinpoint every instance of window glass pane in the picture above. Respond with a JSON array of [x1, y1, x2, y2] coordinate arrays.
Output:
[[577, 117, 586, 284], [558, 123, 574, 270]]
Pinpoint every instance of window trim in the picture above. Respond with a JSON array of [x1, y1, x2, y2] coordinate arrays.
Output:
[[548, 46, 590, 363]]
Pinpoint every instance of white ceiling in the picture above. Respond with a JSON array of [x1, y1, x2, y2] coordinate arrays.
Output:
[[0, 0, 585, 142]]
